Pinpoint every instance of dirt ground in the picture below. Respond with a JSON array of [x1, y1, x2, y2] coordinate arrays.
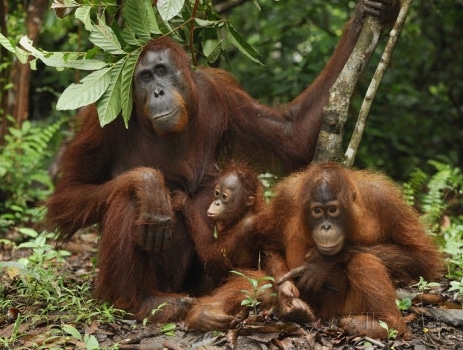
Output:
[[1, 231, 463, 350]]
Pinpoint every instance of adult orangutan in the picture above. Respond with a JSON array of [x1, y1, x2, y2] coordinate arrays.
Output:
[[260, 162, 443, 339], [46, 1, 401, 324]]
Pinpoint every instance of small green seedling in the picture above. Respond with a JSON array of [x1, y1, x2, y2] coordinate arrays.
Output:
[[379, 320, 398, 340], [230, 270, 275, 315]]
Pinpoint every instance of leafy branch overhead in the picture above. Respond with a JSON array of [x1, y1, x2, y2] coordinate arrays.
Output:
[[0, 0, 262, 127]]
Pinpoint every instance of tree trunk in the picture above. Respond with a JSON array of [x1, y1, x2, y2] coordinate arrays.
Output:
[[0, 0, 10, 142], [313, 16, 383, 163]]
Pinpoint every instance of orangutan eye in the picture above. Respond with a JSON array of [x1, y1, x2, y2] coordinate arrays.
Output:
[[154, 64, 168, 77], [140, 70, 153, 82]]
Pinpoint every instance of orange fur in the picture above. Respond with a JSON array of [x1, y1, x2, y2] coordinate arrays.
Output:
[[260, 162, 443, 339]]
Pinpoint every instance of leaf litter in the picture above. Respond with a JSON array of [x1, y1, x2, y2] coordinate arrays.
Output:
[[1, 230, 462, 350]]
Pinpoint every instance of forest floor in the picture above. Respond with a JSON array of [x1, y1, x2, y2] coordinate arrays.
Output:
[[1, 230, 463, 350]]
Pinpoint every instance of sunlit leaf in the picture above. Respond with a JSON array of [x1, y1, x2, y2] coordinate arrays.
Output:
[[241, 299, 252, 306], [15, 46, 29, 64], [75, 6, 93, 31], [0, 32, 15, 53], [18, 227, 38, 238], [97, 59, 125, 127], [90, 19, 126, 54], [259, 283, 273, 290], [158, 0, 185, 21], [56, 67, 112, 110], [203, 39, 222, 63], [123, 0, 153, 43], [121, 48, 142, 126], [19, 35, 107, 70], [62, 324, 83, 341], [84, 334, 100, 350], [120, 27, 142, 46], [194, 18, 223, 28]]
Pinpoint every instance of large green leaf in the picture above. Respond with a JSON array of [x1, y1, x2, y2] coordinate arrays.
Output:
[[90, 19, 126, 54], [226, 23, 263, 65], [15, 46, 30, 64], [123, 0, 153, 43], [158, 0, 185, 22], [75, 6, 93, 31], [56, 67, 112, 110], [97, 59, 125, 127], [121, 49, 142, 127], [120, 27, 142, 47], [19, 35, 106, 70], [203, 39, 222, 64], [0, 32, 15, 53]]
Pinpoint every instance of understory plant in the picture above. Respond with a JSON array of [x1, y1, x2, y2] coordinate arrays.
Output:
[[0, 117, 66, 231], [0, 229, 125, 349], [230, 270, 275, 315], [404, 160, 463, 297]]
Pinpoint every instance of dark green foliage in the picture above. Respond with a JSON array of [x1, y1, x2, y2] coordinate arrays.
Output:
[[404, 160, 463, 280], [0, 118, 66, 229], [224, 0, 463, 181]]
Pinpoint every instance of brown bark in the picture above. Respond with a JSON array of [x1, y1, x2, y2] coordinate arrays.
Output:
[[0, 0, 9, 141], [12, 0, 48, 123], [313, 16, 384, 163]]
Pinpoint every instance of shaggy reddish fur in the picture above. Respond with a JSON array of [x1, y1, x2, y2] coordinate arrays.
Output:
[[260, 162, 443, 339], [46, 0, 401, 325]]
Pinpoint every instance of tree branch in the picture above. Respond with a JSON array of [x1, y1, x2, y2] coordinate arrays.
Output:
[[213, 0, 251, 14], [313, 15, 384, 163], [344, 0, 413, 167]]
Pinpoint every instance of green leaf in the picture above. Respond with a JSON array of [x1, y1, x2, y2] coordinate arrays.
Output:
[[194, 18, 223, 28], [15, 46, 30, 64], [160, 323, 176, 333], [18, 227, 38, 238], [84, 334, 100, 350], [147, 4, 161, 35], [0, 32, 15, 53], [124, 0, 153, 43], [90, 19, 126, 54], [56, 67, 112, 110], [241, 299, 252, 306], [203, 39, 222, 63], [259, 276, 275, 282], [158, 0, 185, 21], [120, 27, 142, 46], [230, 270, 245, 278], [226, 23, 263, 65], [62, 324, 83, 341], [19, 36, 107, 70], [121, 49, 142, 126], [75, 6, 93, 31], [259, 283, 273, 290], [96, 59, 125, 127]]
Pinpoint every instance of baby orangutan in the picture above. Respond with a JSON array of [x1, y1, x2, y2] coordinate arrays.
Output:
[[186, 163, 314, 331]]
